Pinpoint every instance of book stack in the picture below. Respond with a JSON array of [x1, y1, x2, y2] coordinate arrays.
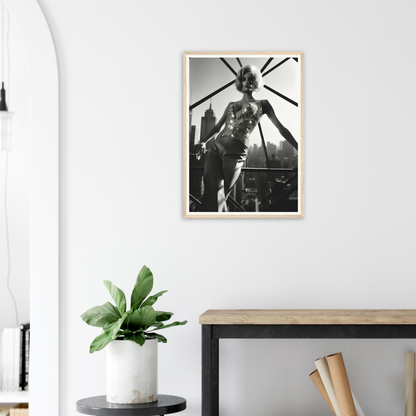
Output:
[[405, 352, 416, 416], [310, 352, 365, 416], [0, 324, 30, 392]]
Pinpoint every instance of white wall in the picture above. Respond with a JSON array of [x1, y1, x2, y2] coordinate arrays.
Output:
[[0, 6, 30, 330], [36, 0, 416, 415]]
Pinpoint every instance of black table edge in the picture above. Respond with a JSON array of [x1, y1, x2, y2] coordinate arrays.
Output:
[[76, 394, 186, 416]]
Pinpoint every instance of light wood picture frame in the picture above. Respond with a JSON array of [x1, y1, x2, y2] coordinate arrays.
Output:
[[183, 52, 304, 218]]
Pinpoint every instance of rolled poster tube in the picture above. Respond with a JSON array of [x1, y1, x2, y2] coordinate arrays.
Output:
[[310, 369, 337, 415], [327, 352, 357, 416], [405, 352, 416, 416], [315, 356, 341, 416]]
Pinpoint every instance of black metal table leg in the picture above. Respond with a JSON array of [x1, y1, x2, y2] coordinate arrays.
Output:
[[202, 325, 219, 416]]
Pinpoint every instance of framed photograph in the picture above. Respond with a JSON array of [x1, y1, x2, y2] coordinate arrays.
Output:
[[183, 52, 304, 218]]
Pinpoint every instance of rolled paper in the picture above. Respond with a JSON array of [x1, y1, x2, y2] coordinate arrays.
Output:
[[310, 369, 337, 415], [327, 352, 357, 416], [405, 352, 416, 416], [351, 391, 366, 416], [315, 356, 341, 416]]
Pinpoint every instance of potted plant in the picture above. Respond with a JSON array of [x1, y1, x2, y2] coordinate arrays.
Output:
[[81, 265, 187, 404]]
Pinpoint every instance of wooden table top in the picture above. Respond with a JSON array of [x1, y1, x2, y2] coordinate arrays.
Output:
[[199, 309, 416, 325]]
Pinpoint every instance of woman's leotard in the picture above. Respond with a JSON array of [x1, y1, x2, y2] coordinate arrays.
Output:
[[217, 100, 263, 147]]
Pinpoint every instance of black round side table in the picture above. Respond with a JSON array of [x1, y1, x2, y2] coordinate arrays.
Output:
[[76, 395, 186, 416]]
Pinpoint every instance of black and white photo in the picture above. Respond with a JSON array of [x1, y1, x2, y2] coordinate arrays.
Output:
[[183, 52, 304, 218]]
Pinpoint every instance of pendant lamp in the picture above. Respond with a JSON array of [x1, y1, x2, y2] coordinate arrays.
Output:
[[0, 81, 13, 150]]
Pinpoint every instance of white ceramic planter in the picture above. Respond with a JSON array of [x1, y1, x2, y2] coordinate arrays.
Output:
[[106, 338, 158, 404]]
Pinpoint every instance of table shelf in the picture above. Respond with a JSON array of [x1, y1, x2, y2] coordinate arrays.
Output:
[[199, 309, 416, 325], [0, 390, 29, 403]]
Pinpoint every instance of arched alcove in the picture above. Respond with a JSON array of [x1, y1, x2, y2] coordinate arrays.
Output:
[[2, 0, 59, 415]]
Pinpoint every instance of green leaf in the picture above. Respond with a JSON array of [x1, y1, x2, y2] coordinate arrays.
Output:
[[141, 290, 168, 308], [124, 332, 146, 346], [120, 329, 134, 337], [137, 306, 157, 328], [150, 322, 165, 330], [120, 309, 133, 330], [126, 310, 142, 331], [105, 312, 129, 339], [118, 328, 144, 339], [103, 280, 127, 314], [81, 302, 121, 327], [89, 332, 113, 353], [126, 306, 157, 331], [155, 311, 174, 322], [131, 266, 153, 309], [146, 332, 167, 343], [154, 320, 187, 331]]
